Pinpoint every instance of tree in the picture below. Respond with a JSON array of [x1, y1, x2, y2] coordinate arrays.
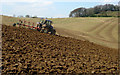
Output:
[[25, 15, 30, 18], [118, 1, 120, 6], [69, 7, 87, 17], [32, 16, 38, 18], [86, 8, 94, 17]]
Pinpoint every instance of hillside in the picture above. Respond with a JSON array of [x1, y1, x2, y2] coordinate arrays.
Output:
[[2, 25, 118, 74], [1, 15, 118, 49], [50, 17, 118, 49]]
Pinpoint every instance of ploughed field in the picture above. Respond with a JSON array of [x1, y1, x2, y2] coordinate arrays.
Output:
[[2, 25, 118, 74], [1, 15, 118, 49]]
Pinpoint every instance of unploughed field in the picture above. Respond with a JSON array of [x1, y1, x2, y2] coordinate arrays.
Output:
[[2, 25, 118, 74], [1, 15, 118, 49]]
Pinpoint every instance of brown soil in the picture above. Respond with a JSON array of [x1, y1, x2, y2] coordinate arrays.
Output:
[[2, 25, 118, 74]]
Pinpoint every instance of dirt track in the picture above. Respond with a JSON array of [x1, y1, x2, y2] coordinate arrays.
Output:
[[2, 25, 118, 74]]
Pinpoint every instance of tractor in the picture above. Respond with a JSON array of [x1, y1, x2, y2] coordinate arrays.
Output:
[[37, 19, 56, 35]]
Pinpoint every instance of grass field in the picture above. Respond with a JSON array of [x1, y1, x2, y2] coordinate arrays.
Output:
[[1, 15, 118, 49], [50, 17, 118, 49]]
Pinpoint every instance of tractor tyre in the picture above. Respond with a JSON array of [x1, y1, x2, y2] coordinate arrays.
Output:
[[37, 28, 41, 32], [40, 29, 44, 33], [50, 29, 56, 35], [44, 29, 48, 33]]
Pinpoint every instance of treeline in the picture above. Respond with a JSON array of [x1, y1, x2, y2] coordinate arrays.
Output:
[[69, 4, 120, 17], [14, 15, 48, 19], [13, 14, 38, 18]]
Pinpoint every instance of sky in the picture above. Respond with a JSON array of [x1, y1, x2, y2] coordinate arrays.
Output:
[[0, 0, 119, 18]]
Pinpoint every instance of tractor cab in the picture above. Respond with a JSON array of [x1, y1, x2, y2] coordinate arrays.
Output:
[[40, 19, 52, 26], [39, 19, 55, 35]]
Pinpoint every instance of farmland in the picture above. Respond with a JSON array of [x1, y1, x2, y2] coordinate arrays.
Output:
[[50, 17, 118, 49], [1, 1, 119, 74], [2, 25, 118, 74], [1, 15, 118, 49], [1, 15, 119, 74]]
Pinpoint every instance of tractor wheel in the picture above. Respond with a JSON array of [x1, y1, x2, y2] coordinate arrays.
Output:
[[50, 29, 56, 35], [44, 29, 48, 33], [37, 28, 41, 32], [40, 29, 44, 33]]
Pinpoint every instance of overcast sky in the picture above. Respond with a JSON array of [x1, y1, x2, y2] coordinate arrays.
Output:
[[0, 0, 119, 18]]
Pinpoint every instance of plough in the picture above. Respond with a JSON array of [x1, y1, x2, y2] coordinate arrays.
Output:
[[13, 20, 56, 35]]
